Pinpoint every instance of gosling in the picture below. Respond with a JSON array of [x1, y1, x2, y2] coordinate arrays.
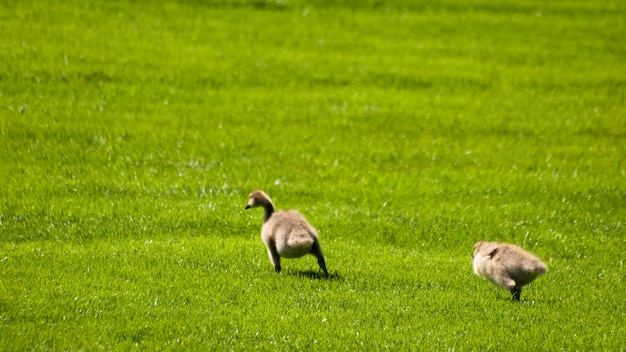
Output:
[[245, 190, 328, 276], [473, 241, 548, 301]]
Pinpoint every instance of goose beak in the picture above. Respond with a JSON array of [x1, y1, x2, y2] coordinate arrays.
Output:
[[245, 205, 251, 210]]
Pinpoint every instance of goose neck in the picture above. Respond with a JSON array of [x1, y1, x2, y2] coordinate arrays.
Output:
[[263, 203, 275, 223]]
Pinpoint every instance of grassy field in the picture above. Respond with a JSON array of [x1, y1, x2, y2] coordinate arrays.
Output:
[[1, 0, 625, 350]]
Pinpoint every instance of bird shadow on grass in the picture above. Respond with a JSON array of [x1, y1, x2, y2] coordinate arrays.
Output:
[[287, 270, 343, 281]]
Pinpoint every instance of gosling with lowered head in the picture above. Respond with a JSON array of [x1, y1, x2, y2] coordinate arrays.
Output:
[[473, 240, 548, 301], [245, 190, 328, 276]]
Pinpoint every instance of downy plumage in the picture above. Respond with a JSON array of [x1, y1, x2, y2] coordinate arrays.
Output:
[[246, 190, 328, 276], [473, 241, 548, 300]]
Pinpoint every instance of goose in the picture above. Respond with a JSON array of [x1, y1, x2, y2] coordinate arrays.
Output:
[[473, 241, 548, 300], [245, 190, 328, 276]]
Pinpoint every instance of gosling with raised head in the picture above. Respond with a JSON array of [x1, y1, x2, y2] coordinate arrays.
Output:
[[473, 241, 548, 301], [245, 190, 328, 276]]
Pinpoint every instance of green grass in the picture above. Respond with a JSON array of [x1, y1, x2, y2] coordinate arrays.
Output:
[[1, 0, 625, 350]]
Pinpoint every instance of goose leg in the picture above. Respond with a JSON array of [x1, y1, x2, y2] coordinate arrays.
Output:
[[317, 256, 328, 276], [267, 241, 282, 273], [311, 241, 328, 276], [510, 287, 522, 301]]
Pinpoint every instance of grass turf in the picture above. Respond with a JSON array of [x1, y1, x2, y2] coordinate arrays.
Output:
[[1, 0, 625, 349]]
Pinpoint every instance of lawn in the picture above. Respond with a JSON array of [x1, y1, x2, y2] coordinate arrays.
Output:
[[1, 0, 625, 350]]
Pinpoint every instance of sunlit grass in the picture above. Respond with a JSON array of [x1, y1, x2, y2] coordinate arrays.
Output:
[[1, 0, 625, 349]]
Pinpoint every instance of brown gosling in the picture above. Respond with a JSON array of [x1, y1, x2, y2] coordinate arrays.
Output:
[[473, 241, 548, 301], [245, 190, 328, 276]]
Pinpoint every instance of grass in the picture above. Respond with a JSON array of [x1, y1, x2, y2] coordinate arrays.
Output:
[[1, 0, 625, 350]]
